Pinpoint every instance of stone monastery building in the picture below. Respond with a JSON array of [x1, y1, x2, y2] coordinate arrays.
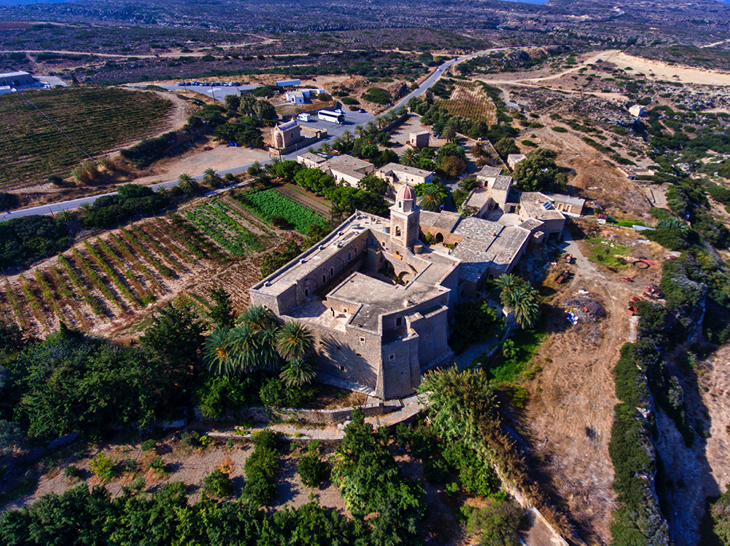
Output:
[[249, 184, 570, 400]]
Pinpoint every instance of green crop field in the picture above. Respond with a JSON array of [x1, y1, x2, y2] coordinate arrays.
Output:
[[0, 87, 172, 188], [236, 188, 328, 234]]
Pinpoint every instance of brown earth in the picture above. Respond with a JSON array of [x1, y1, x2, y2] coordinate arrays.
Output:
[[3, 434, 346, 515], [517, 224, 671, 545]]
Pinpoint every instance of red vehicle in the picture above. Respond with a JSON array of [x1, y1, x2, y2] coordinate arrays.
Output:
[[623, 277, 634, 282]]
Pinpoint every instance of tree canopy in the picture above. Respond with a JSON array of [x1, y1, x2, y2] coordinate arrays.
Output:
[[512, 148, 565, 193]]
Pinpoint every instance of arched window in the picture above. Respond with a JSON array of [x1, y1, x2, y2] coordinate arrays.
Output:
[[330, 267, 334, 277], [322, 274, 327, 283], [395, 226, 401, 237], [347, 251, 351, 262], [304, 288, 309, 297]]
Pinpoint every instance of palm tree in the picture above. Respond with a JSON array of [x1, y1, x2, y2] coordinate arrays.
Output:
[[495, 274, 520, 299], [342, 130, 352, 144], [401, 148, 417, 167], [177, 173, 199, 194], [508, 285, 540, 329], [237, 305, 277, 332], [203, 168, 222, 188], [275, 321, 314, 361], [496, 274, 540, 329], [156, 187, 171, 198], [355, 125, 364, 138], [279, 358, 318, 387], [227, 323, 263, 373], [203, 326, 236, 377], [418, 183, 445, 212]]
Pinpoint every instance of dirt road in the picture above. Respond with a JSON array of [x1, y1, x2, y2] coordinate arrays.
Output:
[[519, 228, 644, 544]]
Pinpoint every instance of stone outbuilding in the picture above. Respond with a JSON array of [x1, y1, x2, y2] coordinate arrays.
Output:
[[271, 120, 302, 150]]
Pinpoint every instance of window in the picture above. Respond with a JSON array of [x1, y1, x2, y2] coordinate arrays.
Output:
[[323, 274, 327, 283], [339, 365, 345, 372], [348, 251, 351, 262], [304, 288, 309, 297], [396, 317, 402, 326], [395, 226, 401, 237], [330, 267, 334, 277], [389, 354, 395, 360], [360, 337, 365, 343]]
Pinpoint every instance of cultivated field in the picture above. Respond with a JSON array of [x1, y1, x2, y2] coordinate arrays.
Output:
[[441, 82, 497, 125], [234, 187, 330, 234], [0, 196, 284, 337], [0, 87, 172, 188]]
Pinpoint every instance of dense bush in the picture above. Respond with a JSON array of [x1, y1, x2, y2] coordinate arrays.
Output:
[[0, 214, 73, 267], [258, 376, 312, 407], [243, 430, 279, 506], [80, 184, 169, 229], [121, 132, 178, 169], [298, 441, 329, 488], [202, 468, 234, 499], [0, 482, 368, 544], [362, 87, 391, 105], [449, 301, 503, 354], [195, 374, 261, 419], [333, 408, 426, 544], [608, 344, 670, 544], [708, 185, 730, 205], [0, 191, 18, 211], [1, 307, 202, 439]]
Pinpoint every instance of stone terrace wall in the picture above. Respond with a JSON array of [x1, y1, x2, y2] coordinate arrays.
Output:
[[194, 400, 402, 425]]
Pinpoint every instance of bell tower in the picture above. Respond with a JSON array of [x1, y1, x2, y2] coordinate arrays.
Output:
[[390, 184, 420, 250]]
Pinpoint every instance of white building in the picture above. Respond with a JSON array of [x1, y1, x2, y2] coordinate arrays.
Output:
[[285, 88, 325, 104], [324, 155, 374, 186], [507, 154, 526, 170], [629, 104, 646, 118], [0, 71, 36, 88]]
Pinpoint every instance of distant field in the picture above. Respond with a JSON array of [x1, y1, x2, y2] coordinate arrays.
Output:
[[0, 87, 172, 188]]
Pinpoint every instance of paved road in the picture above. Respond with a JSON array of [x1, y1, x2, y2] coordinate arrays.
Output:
[[0, 46, 531, 222]]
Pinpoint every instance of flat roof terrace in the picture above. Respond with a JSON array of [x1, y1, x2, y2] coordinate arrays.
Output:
[[328, 272, 445, 333], [251, 212, 387, 298]]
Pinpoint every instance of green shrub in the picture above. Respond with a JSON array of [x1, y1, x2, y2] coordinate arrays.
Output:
[[148, 456, 170, 474], [202, 468, 234, 498], [362, 87, 392, 105], [64, 465, 82, 480], [462, 499, 524, 546], [298, 449, 329, 488], [243, 435, 278, 506], [709, 185, 730, 205], [141, 439, 156, 452], [259, 377, 312, 407], [552, 126, 568, 133], [0, 192, 19, 210], [90, 452, 117, 481], [181, 431, 201, 448], [340, 97, 359, 105]]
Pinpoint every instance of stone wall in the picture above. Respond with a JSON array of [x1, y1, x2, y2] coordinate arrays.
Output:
[[194, 401, 402, 425]]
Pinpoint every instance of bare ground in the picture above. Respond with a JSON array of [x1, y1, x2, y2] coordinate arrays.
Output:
[[3, 435, 345, 514], [517, 224, 671, 545]]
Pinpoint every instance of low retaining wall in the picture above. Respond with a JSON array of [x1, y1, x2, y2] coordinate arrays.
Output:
[[194, 400, 402, 425]]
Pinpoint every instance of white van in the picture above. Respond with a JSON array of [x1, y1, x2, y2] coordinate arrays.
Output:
[[297, 113, 311, 122]]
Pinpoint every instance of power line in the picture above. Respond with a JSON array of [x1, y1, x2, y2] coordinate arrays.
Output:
[[14, 88, 93, 160]]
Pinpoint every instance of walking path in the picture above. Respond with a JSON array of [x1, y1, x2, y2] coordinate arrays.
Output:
[[206, 393, 427, 442]]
